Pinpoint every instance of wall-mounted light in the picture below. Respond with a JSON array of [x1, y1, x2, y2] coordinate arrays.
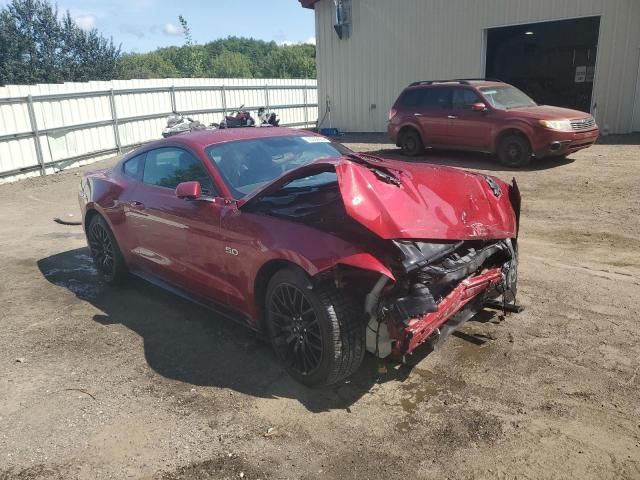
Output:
[[333, 0, 352, 39]]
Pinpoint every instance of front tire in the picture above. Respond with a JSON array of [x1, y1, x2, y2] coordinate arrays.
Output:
[[399, 129, 424, 156], [265, 268, 365, 387], [497, 134, 532, 168], [87, 215, 127, 285]]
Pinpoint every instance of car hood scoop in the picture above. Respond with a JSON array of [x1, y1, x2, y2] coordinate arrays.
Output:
[[240, 157, 518, 240]]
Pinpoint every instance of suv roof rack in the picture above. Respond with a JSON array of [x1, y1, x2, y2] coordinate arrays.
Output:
[[408, 78, 502, 87], [454, 78, 502, 83]]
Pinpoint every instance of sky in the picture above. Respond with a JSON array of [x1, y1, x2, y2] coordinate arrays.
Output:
[[1, 0, 316, 53]]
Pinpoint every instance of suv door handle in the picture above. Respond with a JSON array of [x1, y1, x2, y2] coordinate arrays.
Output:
[[414, 113, 423, 117], [447, 115, 458, 119], [129, 201, 145, 209]]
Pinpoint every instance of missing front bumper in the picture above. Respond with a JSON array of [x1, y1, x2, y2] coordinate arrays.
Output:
[[369, 267, 521, 359], [392, 267, 503, 357]]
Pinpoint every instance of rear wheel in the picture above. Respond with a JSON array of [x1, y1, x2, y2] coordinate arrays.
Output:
[[497, 134, 532, 168], [399, 129, 424, 156], [87, 215, 127, 285], [265, 268, 365, 387]]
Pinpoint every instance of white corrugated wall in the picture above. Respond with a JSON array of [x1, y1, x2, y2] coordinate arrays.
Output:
[[0, 78, 318, 183], [633, 54, 640, 132], [314, 0, 640, 133]]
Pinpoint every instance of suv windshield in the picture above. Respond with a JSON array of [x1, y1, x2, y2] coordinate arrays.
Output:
[[205, 135, 352, 199], [479, 86, 537, 110]]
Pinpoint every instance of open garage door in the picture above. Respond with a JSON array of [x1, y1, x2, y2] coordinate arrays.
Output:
[[486, 17, 600, 114]]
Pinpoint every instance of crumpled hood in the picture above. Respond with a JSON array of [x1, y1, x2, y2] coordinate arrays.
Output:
[[337, 159, 518, 240], [240, 156, 518, 241]]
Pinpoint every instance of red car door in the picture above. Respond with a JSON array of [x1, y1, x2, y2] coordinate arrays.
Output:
[[129, 146, 227, 302], [107, 152, 147, 265], [415, 86, 453, 146], [180, 198, 234, 306], [448, 87, 493, 149]]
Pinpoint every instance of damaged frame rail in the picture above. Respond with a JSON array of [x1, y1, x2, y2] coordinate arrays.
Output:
[[366, 267, 525, 361]]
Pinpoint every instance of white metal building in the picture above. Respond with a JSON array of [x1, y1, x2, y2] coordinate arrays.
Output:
[[301, 0, 640, 134]]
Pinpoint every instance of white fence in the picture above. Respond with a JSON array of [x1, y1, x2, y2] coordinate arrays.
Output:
[[0, 78, 319, 183]]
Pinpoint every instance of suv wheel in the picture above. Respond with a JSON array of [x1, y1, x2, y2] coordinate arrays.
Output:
[[399, 129, 424, 156], [265, 268, 365, 387], [498, 134, 532, 168]]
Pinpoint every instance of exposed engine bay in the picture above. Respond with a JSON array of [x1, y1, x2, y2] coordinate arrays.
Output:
[[369, 238, 518, 358], [245, 175, 379, 242]]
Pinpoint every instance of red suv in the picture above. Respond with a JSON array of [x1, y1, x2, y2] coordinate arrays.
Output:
[[388, 79, 599, 167]]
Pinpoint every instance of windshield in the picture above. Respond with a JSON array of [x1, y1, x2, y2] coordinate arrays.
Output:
[[205, 135, 352, 199], [480, 86, 537, 110]]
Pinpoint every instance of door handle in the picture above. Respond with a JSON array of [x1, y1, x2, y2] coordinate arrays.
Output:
[[129, 201, 145, 209], [447, 115, 458, 119], [414, 113, 423, 117]]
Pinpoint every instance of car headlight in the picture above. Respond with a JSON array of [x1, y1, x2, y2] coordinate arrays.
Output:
[[538, 119, 573, 132]]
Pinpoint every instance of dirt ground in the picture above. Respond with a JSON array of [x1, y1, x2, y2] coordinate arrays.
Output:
[[1, 134, 639, 480]]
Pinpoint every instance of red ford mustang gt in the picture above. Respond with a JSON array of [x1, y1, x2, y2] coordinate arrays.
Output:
[[79, 128, 520, 386]]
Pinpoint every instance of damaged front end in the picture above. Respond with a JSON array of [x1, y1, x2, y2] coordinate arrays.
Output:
[[366, 238, 518, 359], [243, 154, 522, 359]]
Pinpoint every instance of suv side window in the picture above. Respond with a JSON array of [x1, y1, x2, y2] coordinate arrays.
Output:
[[452, 88, 482, 110], [142, 147, 217, 195], [423, 87, 453, 110], [399, 89, 425, 107], [122, 153, 145, 180]]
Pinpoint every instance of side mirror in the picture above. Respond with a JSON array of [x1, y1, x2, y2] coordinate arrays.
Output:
[[175, 181, 202, 200], [471, 102, 488, 112]]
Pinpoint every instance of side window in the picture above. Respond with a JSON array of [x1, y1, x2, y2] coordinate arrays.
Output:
[[142, 147, 217, 195], [399, 89, 423, 107], [452, 88, 482, 110], [122, 153, 145, 180], [423, 88, 453, 110]]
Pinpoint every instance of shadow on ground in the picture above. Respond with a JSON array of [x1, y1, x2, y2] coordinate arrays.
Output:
[[38, 248, 460, 412], [339, 133, 577, 171], [365, 146, 575, 172]]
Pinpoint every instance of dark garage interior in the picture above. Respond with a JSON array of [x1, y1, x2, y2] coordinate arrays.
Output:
[[486, 16, 600, 114]]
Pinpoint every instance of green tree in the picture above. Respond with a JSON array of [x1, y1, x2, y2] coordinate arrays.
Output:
[[263, 44, 316, 78], [210, 51, 252, 78], [178, 15, 203, 77], [0, 0, 120, 85], [203, 36, 278, 77], [117, 52, 179, 79], [59, 11, 120, 82], [112, 37, 315, 80]]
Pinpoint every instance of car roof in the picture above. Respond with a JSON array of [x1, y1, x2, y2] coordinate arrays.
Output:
[[148, 127, 319, 150], [406, 80, 506, 90]]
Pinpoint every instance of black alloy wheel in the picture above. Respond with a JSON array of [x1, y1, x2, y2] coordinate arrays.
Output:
[[87, 215, 127, 284], [268, 283, 323, 376], [265, 268, 365, 387]]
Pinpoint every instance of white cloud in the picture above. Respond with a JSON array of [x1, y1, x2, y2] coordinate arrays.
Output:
[[73, 14, 97, 31], [278, 37, 316, 47], [161, 23, 184, 36]]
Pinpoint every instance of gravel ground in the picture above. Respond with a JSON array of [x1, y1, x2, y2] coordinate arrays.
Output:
[[0, 133, 639, 479]]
